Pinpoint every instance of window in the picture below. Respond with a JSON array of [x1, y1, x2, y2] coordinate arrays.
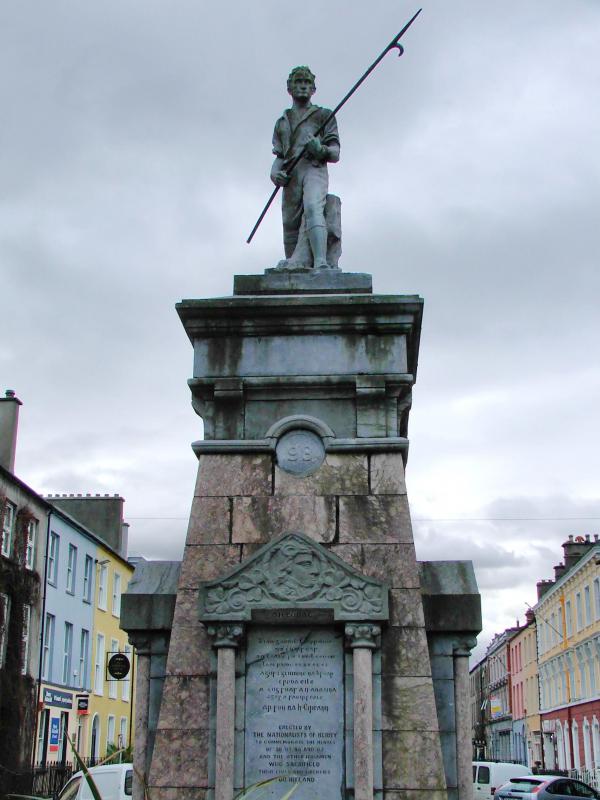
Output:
[[109, 639, 119, 698], [584, 585, 591, 626], [42, 613, 55, 680], [1, 501, 15, 557], [79, 629, 89, 689], [558, 606, 564, 642], [94, 633, 105, 695], [594, 578, 600, 621], [112, 573, 121, 616], [37, 708, 50, 763], [576, 593, 583, 631], [0, 593, 11, 667], [66, 545, 77, 594], [119, 717, 128, 749], [570, 781, 596, 798], [83, 555, 93, 603], [476, 766, 490, 784], [121, 645, 131, 701], [25, 519, 37, 569], [21, 604, 31, 675], [62, 622, 73, 684], [48, 532, 59, 585], [566, 600, 573, 636], [106, 715, 115, 751], [98, 564, 108, 610]]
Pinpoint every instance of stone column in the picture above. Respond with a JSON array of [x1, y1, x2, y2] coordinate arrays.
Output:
[[208, 624, 245, 800], [128, 636, 151, 800], [346, 624, 380, 800], [454, 638, 477, 800]]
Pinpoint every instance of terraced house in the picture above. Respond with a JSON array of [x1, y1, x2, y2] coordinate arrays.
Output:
[[41, 494, 135, 765], [535, 535, 600, 775], [0, 391, 47, 794], [0, 391, 136, 792]]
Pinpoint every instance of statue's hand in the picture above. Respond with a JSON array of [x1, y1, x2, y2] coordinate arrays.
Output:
[[272, 170, 290, 187], [305, 136, 327, 161]]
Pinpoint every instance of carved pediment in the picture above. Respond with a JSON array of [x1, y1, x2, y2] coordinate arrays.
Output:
[[198, 532, 388, 622]]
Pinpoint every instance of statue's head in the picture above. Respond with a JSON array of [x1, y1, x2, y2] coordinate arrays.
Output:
[[287, 66, 316, 98]]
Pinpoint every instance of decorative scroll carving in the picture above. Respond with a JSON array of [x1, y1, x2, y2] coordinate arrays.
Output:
[[345, 623, 381, 649], [199, 532, 388, 622]]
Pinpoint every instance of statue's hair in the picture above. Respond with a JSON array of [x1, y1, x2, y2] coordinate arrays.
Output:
[[287, 66, 316, 92]]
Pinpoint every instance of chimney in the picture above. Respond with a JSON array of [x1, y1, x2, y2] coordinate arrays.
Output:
[[525, 608, 535, 624], [562, 534, 596, 571], [536, 579, 554, 600], [554, 563, 566, 581], [0, 390, 22, 472]]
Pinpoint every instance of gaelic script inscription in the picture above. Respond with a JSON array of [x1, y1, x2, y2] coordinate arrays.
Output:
[[244, 626, 344, 799]]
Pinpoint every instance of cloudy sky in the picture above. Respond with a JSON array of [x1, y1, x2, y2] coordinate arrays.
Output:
[[2, 1, 599, 661]]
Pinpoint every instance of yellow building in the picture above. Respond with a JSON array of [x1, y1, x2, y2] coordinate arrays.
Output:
[[86, 541, 135, 762], [534, 536, 600, 771]]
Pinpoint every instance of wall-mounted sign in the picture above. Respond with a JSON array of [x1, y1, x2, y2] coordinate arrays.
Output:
[[490, 695, 504, 719], [42, 688, 73, 709], [49, 717, 60, 752], [76, 695, 89, 715], [107, 652, 130, 680]]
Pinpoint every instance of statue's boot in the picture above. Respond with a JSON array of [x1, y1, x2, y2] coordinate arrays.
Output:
[[307, 224, 329, 269]]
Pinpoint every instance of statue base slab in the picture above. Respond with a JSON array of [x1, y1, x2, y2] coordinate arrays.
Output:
[[233, 270, 372, 295]]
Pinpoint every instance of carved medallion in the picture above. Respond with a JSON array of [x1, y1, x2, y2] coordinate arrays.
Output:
[[276, 429, 325, 476]]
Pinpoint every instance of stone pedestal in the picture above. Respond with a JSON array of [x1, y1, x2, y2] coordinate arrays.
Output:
[[129, 275, 480, 800]]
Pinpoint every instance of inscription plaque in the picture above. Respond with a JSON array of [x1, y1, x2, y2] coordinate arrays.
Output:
[[244, 626, 344, 799]]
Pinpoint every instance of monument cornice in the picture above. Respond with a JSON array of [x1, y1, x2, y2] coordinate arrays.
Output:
[[198, 532, 389, 623], [177, 293, 423, 342]]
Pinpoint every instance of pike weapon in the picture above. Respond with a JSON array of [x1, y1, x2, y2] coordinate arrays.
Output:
[[246, 8, 422, 244]]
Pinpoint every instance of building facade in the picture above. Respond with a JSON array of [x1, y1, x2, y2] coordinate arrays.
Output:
[[1, 389, 137, 784], [0, 391, 48, 792], [509, 611, 541, 767], [37, 495, 135, 766], [485, 627, 521, 762], [535, 536, 600, 773]]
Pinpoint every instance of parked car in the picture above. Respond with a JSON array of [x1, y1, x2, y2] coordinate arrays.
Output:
[[474, 762, 533, 800], [494, 775, 600, 800], [56, 763, 133, 800]]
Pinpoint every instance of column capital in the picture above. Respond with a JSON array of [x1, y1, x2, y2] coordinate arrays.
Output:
[[345, 623, 381, 649], [207, 623, 245, 648], [127, 633, 151, 655], [452, 635, 478, 657]]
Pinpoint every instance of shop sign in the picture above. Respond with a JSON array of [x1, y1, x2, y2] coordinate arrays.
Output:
[[42, 688, 73, 709], [490, 695, 504, 719], [76, 695, 89, 715], [49, 717, 60, 752], [107, 652, 130, 680]]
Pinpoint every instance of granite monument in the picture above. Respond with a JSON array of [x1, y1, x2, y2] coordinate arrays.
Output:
[[121, 31, 481, 800]]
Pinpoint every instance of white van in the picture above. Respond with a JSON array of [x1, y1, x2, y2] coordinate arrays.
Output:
[[57, 763, 133, 800], [473, 761, 532, 800]]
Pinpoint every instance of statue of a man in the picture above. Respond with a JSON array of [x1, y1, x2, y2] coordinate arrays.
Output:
[[271, 66, 340, 269]]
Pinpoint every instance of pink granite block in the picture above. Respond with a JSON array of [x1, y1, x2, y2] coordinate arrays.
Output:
[[339, 496, 413, 544], [370, 453, 407, 495], [232, 495, 336, 543], [195, 454, 272, 496], [186, 497, 230, 544], [149, 728, 210, 788], [157, 675, 210, 730], [274, 453, 368, 496], [178, 545, 241, 587]]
